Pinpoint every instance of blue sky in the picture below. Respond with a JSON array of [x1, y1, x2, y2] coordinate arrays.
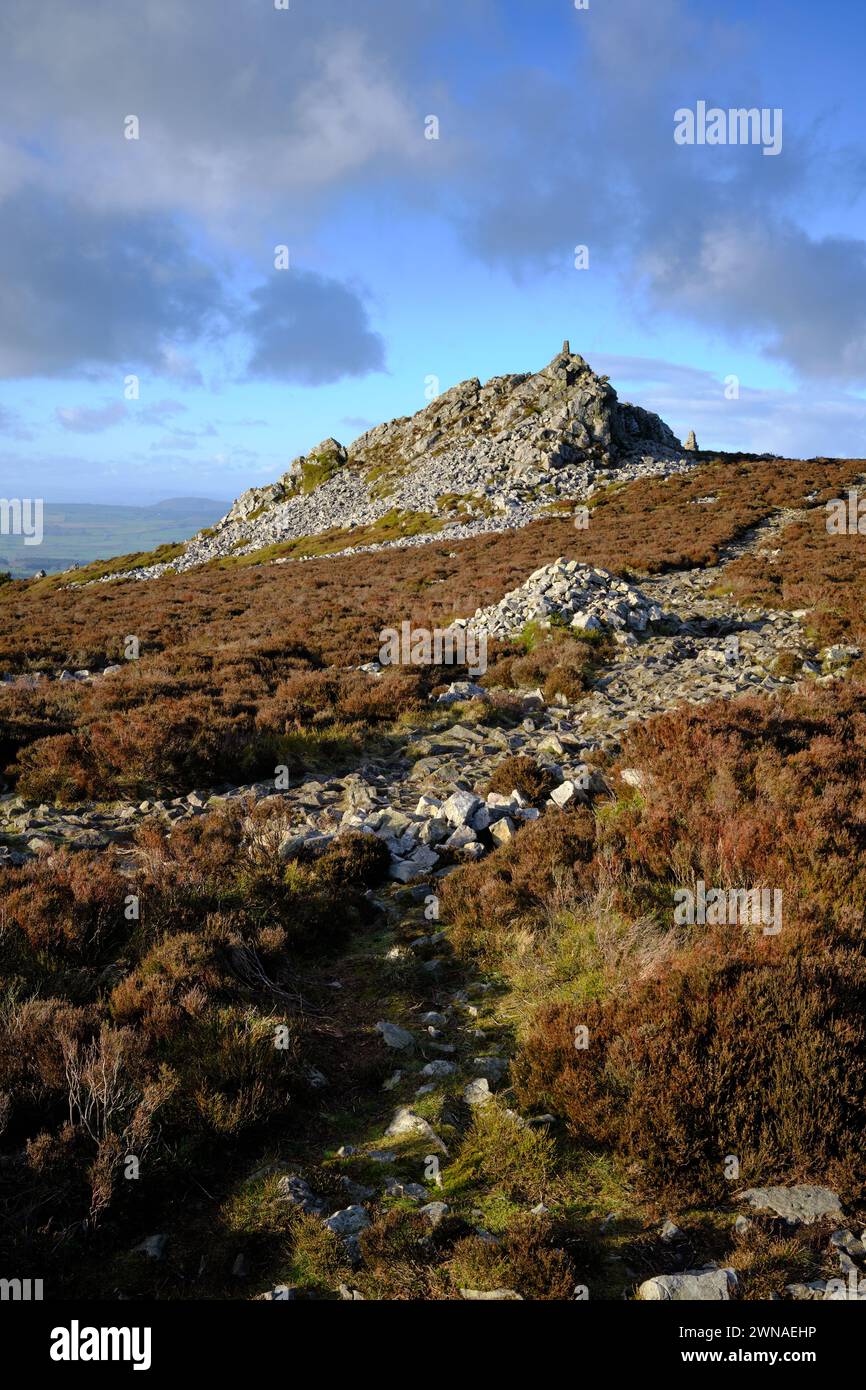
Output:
[[0, 0, 864, 504]]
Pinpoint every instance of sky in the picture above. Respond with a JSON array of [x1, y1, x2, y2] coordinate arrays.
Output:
[[0, 0, 864, 505]]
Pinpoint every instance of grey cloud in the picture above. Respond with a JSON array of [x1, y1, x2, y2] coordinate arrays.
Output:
[[594, 353, 866, 458], [243, 272, 386, 384], [1, 0, 863, 388], [0, 188, 227, 380], [158, 349, 205, 387], [639, 216, 866, 383], [0, 1, 433, 230], [0, 187, 386, 386], [445, 0, 866, 385]]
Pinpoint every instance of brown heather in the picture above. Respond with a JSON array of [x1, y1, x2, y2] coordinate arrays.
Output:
[[722, 504, 866, 649], [3, 453, 866, 1296], [0, 454, 862, 802], [443, 679, 866, 1204], [0, 812, 390, 1262], [484, 754, 558, 806]]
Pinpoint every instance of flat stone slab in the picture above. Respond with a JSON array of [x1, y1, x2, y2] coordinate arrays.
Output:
[[460, 1288, 523, 1300], [384, 1105, 447, 1152], [638, 1267, 738, 1301], [324, 1205, 370, 1236], [736, 1185, 843, 1226], [375, 1020, 414, 1050]]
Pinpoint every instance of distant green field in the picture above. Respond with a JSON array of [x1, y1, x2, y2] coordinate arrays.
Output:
[[0, 498, 228, 578]]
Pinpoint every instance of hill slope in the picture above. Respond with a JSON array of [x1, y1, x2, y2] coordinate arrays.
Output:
[[95, 344, 690, 581], [1, 363, 865, 1303]]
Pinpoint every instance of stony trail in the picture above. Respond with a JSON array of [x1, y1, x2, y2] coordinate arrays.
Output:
[[4, 499, 864, 1303], [1, 502, 854, 872]]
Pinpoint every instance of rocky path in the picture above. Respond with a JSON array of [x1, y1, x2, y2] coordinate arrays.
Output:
[[255, 913, 865, 1301], [248, 506, 864, 1300], [1, 505, 859, 872], [7, 502, 865, 1301]]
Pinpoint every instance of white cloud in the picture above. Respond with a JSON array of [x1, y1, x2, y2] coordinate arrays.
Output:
[[55, 400, 128, 433], [595, 353, 866, 457]]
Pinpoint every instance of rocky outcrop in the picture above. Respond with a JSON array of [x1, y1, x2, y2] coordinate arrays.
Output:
[[99, 344, 689, 582], [223, 438, 349, 523], [349, 342, 681, 479], [464, 558, 667, 640]]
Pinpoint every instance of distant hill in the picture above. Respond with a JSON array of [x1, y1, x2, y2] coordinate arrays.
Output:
[[0, 498, 229, 578], [146, 498, 231, 518]]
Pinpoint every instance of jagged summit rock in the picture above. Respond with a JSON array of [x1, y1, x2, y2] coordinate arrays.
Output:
[[104, 344, 692, 581], [346, 341, 680, 479], [226, 437, 349, 524]]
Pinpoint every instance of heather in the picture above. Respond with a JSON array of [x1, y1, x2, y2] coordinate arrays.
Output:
[[2, 453, 866, 1300], [721, 506, 866, 649], [0, 809, 390, 1282], [442, 679, 866, 1205], [2, 453, 861, 804]]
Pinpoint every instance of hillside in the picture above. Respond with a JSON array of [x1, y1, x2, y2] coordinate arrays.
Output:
[[61, 345, 690, 583], [0, 498, 228, 580], [1, 351, 865, 1304]]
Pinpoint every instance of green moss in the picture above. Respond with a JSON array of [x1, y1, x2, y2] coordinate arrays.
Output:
[[435, 491, 465, 512], [34, 541, 186, 589], [516, 620, 545, 652], [360, 444, 413, 498], [542, 499, 581, 514], [366, 458, 404, 500], [299, 450, 348, 495], [209, 510, 450, 569]]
